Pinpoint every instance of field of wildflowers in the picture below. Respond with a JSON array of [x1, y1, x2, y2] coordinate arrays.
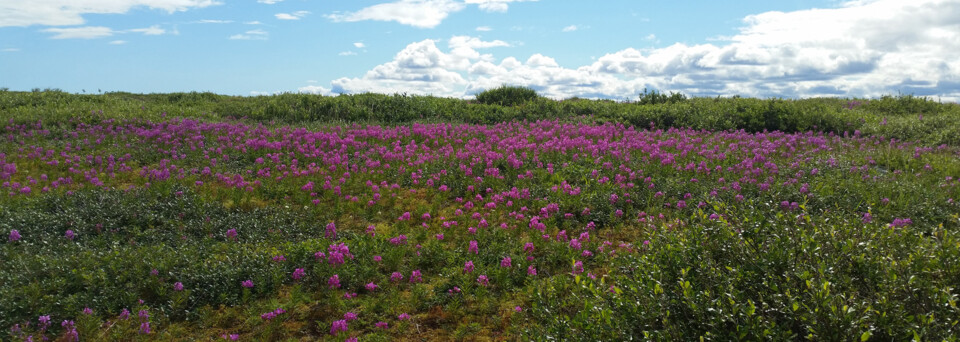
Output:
[[2, 90, 960, 340]]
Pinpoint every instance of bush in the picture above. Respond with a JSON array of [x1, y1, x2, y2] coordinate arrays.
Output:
[[638, 88, 687, 105], [475, 85, 540, 107]]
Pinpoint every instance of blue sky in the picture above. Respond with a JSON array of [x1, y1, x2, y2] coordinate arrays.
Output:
[[2, 0, 959, 101]]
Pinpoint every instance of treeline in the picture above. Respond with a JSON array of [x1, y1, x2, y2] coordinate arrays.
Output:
[[2, 87, 959, 145]]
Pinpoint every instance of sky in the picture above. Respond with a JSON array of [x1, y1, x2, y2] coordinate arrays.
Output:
[[1, 0, 959, 101]]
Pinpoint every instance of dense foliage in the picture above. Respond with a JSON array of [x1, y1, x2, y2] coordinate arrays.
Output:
[[3, 89, 960, 145], [474, 85, 540, 107], [2, 90, 960, 340]]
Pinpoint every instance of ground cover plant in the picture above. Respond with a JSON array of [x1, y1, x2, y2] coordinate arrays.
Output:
[[2, 90, 960, 340]]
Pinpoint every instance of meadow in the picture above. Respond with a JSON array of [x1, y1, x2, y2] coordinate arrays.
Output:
[[2, 88, 960, 341]]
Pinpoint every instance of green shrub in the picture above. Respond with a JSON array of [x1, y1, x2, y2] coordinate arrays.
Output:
[[475, 85, 540, 107]]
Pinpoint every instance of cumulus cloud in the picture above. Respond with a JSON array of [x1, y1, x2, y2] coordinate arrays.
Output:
[[257, 0, 283, 4], [276, 11, 309, 20], [109, 40, 127, 45], [475, 26, 492, 31], [229, 29, 268, 40], [326, 0, 464, 28], [301, 0, 960, 101], [1, 0, 220, 27], [298, 85, 335, 96], [42, 26, 114, 39], [561, 25, 578, 32], [339, 51, 357, 56], [326, 0, 535, 28], [2, 48, 21, 52], [464, 0, 537, 13], [354, 42, 366, 48]]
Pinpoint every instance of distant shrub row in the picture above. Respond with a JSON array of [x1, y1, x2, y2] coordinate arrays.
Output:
[[2, 87, 959, 145]]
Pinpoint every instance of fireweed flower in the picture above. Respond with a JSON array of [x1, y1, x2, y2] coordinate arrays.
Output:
[[398, 313, 411, 320], [241, 280, 254, 288], [139, 322, 151, 334], [65, 230, 76, 240], [62, 320, 78, 342], [174, 282, 184, 291], [524, 242, 535, 254], [500, 257, 512, 268], [391, 272, 404, 282], [572, 260, 584, 275], [291, 268, 305, 280], [330, 319, 348, 335], [225, 229, 238, 240], [376, 321, 389, 329], [469, 240, 479, 254], [119, 308, 130, 320], [410, 269, 423, 283], [366, 282, 378, 291], [8, 229, 20, 242], [325, 222, 336, 239], [514, 306, 522, 313], [527, 265, 537, 276], [464, 260, 474, 273], [477, 275, 490, 287], [889, 218, 913, 228], [344, 312, 358, 321], [82, 307, 93, 315], [328, 275, 341, 289]]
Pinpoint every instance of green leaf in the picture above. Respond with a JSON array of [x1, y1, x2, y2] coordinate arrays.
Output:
[[860, 331, 872, 341]]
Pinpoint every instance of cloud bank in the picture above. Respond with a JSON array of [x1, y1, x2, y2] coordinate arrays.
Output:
[[304, 0, 960, 101]]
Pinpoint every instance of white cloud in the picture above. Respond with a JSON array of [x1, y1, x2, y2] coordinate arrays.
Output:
[[257, 0, 283, 4], [298, 85, 335, 95], [42, 26, 114, 39], [475, 26, 492, 31], [128, 25, 165, 35], [339, 51, 357, 56], [244, 21, 262, 25], [109, 40, 127, 45], [302, 0, 960, 101], [321, 36, 514, 96], [562, 25, 578, 32], [326, 0, 465, 28], [354, 42, 366, 48], [1, 0, 221, 27], [326, 0, 536, 28], [196, 19, 232, 24], [229, 29, 268, 40], [2, 48, 20, 52], [276, 11, 309, 20], [464, 0, 537, 12]]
